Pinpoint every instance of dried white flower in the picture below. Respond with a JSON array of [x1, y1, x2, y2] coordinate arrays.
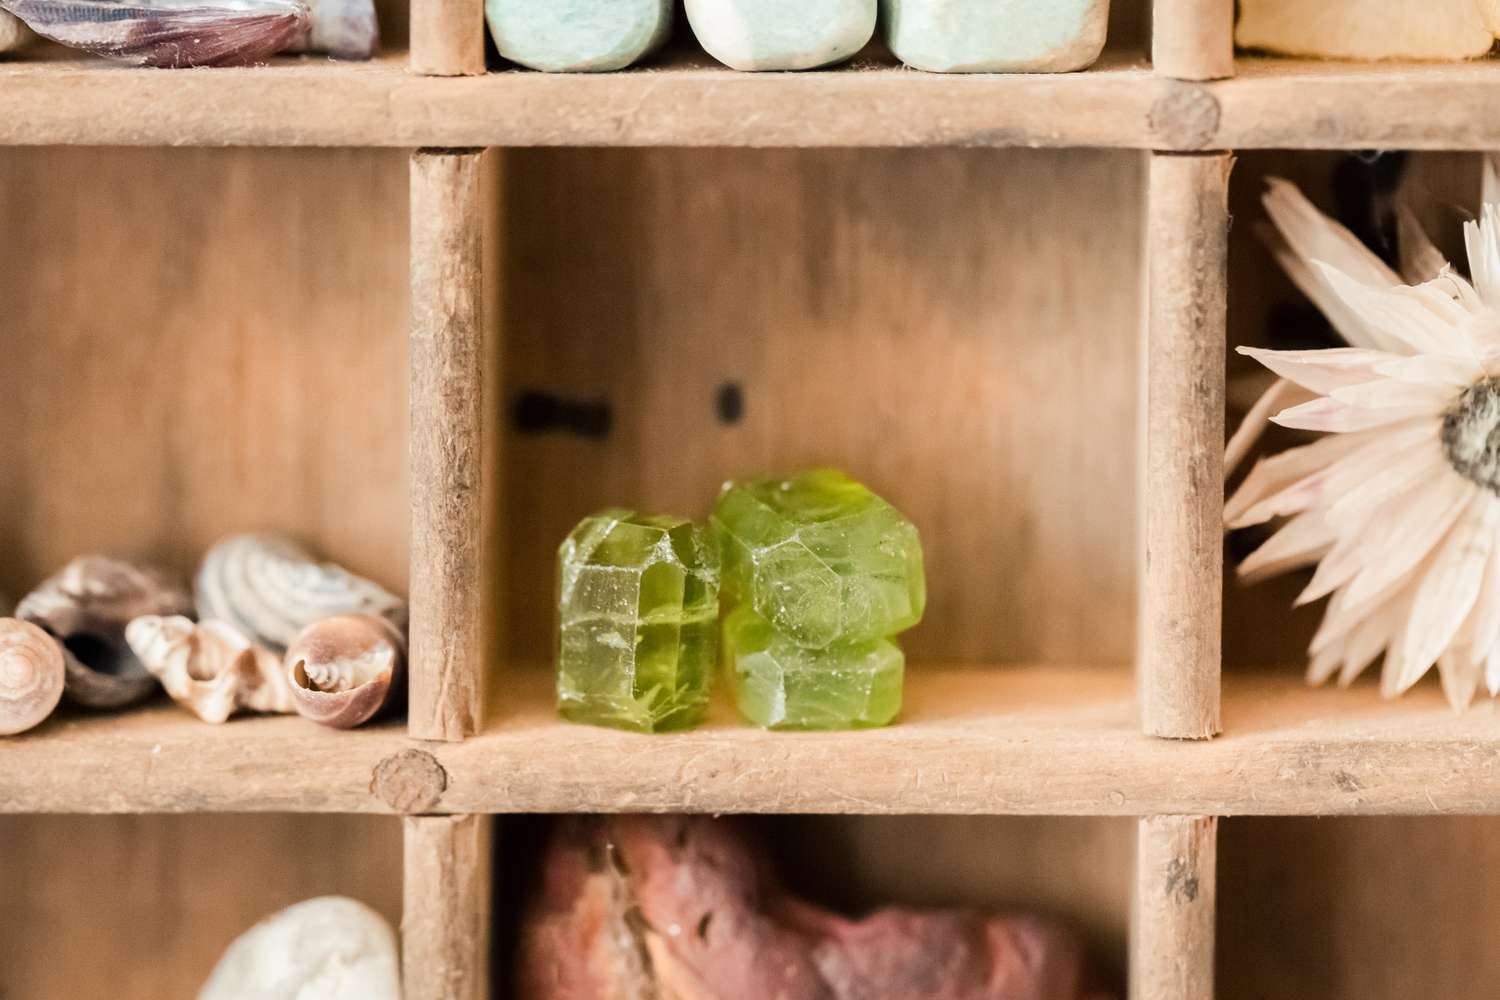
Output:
[[1230, 167, 1500, 708]]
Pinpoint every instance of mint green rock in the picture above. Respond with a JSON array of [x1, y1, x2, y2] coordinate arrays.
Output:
[[486, 0, 671, 72], [881, 0, 1109, 73], [684, 0, 875, 71], [722, 605, 903, 729], [712, 469, 925, 650], [557, 510, 719, 732]]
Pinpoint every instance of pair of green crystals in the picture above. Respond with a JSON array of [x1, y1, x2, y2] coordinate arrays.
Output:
[[555, 469, 927, 732]]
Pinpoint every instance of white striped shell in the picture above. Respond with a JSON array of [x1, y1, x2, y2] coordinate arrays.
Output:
[[195, 534, 407, 654], [16, 555, 193, 709], [0, 618, 66, 736], [126, 615, 294, 724], [197, 896, 400, 1000]]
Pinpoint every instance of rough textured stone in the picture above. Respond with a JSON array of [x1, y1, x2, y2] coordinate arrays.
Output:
[[685, 0, 876, 71], [521, 815, 1113, 1000], [723, 605, 903, 730], [881, 0, 1109, 73], [557, 510, 720, 733], [486, 0, 671, 72], [712, 469, 925, 649]]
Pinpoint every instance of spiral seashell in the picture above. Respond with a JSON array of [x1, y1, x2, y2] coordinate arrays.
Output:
[[17, 555, 193, 709], [286, 614, 405, 729], [0, 618, 66, 736], [126, 615, 293, 724], [197, 896, 400, 1000], [195, 534, 407, 655]]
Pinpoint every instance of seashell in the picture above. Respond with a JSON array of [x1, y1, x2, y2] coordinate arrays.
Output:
[[17, 555, 193, 709], [1, 9, 35, 53], [285, 0, 377, 59], [286, 614, 405, 729], [197, 896, 401, 1000], [0, 0, 309, 67], [0, 618, 66, 736], [126, 615, 294, 724], [195, 533, 407, 655]]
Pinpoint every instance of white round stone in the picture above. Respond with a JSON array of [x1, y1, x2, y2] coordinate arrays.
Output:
[[881, 0, 1109, 73], [685, 0, 876, 71], [487, 0, 673, 72]]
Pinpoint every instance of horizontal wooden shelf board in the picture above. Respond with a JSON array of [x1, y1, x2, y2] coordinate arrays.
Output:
[[6, 664, 1500, 816], [0, 49, 1163, 148], [1211, 57, 1500, 151]]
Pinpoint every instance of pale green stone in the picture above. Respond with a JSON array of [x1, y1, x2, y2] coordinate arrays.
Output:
[[684, 0, 875, 71], [557, 510, 719, 732], [723, 606, 903, 730], [486, 0, 671, 72], [711, 469, 925, 649], [880, 0, 1109, 73]]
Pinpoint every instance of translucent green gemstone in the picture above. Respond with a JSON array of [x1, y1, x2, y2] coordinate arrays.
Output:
[[556, 510, 720, 733], [722, 605, 903, 730], [711, 469, 925, 649]]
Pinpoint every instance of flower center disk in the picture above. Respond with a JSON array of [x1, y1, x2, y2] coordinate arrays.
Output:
[[1442, 376, 1500, 494]]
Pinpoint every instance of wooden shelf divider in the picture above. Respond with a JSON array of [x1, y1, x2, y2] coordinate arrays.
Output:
[[1152, 0, 1235, 81], [402, 814, 494, 1000], [409, 148, 488, 743], [410, 0, 485, 75], [1140, 150, 1230, 741], [1131, 815, 1218, 1000]]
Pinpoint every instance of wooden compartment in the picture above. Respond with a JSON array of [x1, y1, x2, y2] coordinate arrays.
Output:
[[9, 0, 1500, 997]]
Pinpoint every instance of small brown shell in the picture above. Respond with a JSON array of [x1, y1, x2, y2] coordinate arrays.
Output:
[[0, 618, 66, 736], [286, 614, 406, 729], [16, 556, 193, 709], [126, 615, 294, 724]]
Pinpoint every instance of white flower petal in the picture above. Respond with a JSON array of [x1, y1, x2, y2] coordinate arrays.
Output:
[[1263, 178, 1401, 288], [1225, 378, 1307, 478], [1265, 240, 1404, 352], [1374, 352, 1484, 388], [1464, 207, 1500, 305], [1317, 263, 1476, 359], [1238, 510, 1336, 584], [1338, 607, 1398, 688], [1439, 649, 1484, 710], [1237, 346, 1401, 394], [1461, 537, 1500, 663], [1225, 431, 1374, 529], [1487, 647, 1500, 697], [1322, 426, 1442, 530], [1271, 394, 1437, 433], [1395, 494, 1498, 693], [1330, 376, 1456, 415], [1340, 475, 1477, 611], [1396, 203, 1449, 285]]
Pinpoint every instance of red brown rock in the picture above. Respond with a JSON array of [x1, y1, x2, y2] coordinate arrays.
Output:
[[520, 815, 1114, 1000]]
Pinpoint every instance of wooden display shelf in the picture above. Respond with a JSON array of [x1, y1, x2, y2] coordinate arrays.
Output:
[[7, 664, 1500, 817], [0, 47, 1160, 148], [11, 45, 1500, 150]]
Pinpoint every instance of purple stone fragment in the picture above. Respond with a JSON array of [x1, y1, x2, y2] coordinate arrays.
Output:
[[0, 0, 309, 66]]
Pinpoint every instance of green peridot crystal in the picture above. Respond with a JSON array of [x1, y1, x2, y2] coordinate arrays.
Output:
[[722, 605, 904, 730], [711, 469, 926, 649], [557, 510, 719, 732]]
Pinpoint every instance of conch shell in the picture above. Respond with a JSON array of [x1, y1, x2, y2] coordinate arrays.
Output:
[[0, 618, 66, 736], [0, 0, 308, 66], [16, 555, 193, 709], [126, 615, 293, 723], [286, 614, 406, 729], [197, 896, 401, 1000], [196, 533, 407, 655]]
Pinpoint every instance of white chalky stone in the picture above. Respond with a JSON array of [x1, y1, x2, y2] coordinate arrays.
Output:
[[881, 0, 1109, 73], [685, 0, 876, 71], [486, 0, 672, 72]]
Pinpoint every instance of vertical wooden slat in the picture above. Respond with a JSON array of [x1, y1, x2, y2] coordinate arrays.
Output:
[[403, 814, 494, 1000], [1132, 815, 1217, 1000], [410, 0, 485, 75], [1141, 151, 1230, 739], [410, 149, 486, 742], [1152, 0, 1235, 80]]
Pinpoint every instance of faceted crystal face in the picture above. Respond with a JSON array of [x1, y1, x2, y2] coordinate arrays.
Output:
[[722, 606, 903, 730], [557, 510, 720, 732], [711, 469, 926, 649]]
